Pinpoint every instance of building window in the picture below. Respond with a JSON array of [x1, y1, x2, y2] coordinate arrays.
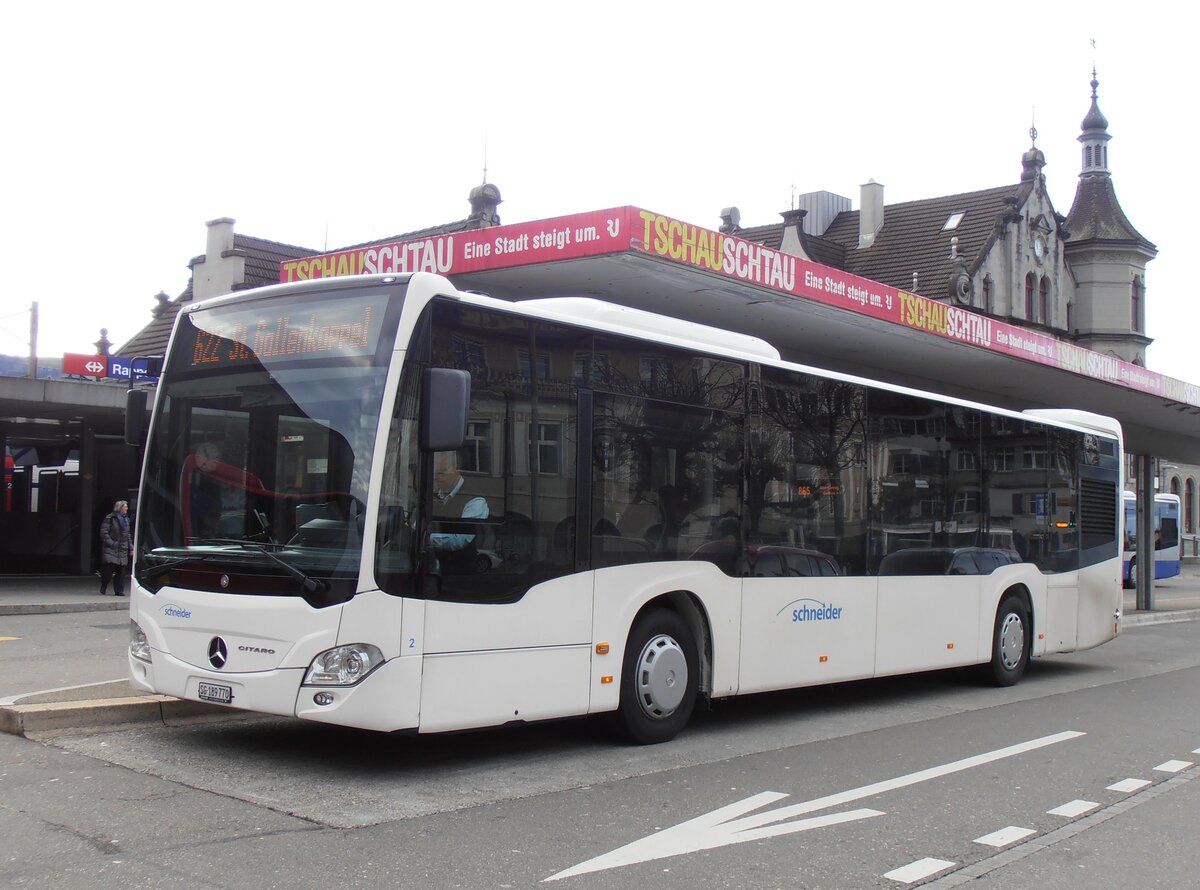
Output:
[[943, 211, 965, 230], [1085, 145, 1093, 167], [1025, 273, 1036, 321], [517, 348, 551, 382], [452, 335, 487, 381], [459, 420, 492, 474], [1039, 276, 1050, 326], [1131, 276, 1143, 332], [1187, 478, 1196, 535], [991, 447, 1014, 472], [536, 422, 562, 475], [1023, 445, 1048, 470]]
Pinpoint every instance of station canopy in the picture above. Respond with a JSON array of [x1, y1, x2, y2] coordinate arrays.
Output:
[[278, 205, 1200, 462]]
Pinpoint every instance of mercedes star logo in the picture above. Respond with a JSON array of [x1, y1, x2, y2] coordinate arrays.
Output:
[[208, 636, 228, 669]]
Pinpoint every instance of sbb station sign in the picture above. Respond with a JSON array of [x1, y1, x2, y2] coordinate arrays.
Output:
[[63, 353, 157, 381]]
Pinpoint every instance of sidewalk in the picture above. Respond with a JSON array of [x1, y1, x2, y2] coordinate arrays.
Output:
[[0, 574, 232, 736], [0, 574, 130, 616]]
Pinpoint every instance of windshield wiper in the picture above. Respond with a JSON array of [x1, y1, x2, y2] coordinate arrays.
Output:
[[135, 553, 214, 583], [235, 542, 327, 593], [150, 539, 326, 593]]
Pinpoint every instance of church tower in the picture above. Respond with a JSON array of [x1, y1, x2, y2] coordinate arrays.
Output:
[[1063, 71, 1157, 365]]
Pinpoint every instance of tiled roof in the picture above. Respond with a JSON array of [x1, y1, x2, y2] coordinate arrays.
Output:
[[729, 223, 846, 268], [799, 232, 847, 269], [820, 184, 1028, 298], [338, 216, 487, 250], [117, 234, 317, 358], [730, 186, 1026, 299], [731, 223, 783, 250], [1064, 175, 1156, 251]]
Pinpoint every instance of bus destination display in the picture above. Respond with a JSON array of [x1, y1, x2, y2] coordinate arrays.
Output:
[[185, 295, 390, 369]]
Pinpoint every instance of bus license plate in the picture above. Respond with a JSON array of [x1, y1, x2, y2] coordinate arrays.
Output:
[[198, 682, 233, 704]]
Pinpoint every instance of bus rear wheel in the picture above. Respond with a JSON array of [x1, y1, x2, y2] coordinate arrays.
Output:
[[986, 594, 1030, 687], [615, 608, 698, 745]]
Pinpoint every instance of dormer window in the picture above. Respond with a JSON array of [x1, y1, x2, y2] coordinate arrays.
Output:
[[942, 211, 965, 231]]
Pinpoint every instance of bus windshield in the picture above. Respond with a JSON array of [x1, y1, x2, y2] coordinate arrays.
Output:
[[135, 285, 401, 603]]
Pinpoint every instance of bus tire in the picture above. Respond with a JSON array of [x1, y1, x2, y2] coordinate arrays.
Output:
[[1124, 559, 1137, 590], [986, 594, 1030, 687], [615, 608, 698, 745]]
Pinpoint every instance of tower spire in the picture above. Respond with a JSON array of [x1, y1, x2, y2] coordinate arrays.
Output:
[[1079, 67, 1111, 176]]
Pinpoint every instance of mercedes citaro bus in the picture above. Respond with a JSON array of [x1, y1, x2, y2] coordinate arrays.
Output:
[[126, 272, 1124, 743]]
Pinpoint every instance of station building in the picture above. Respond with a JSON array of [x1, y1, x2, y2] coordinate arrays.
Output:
[[2, 74, 1197, 575]]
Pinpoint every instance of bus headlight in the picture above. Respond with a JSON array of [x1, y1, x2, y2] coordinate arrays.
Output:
[[303, 644, 384, 686], [130, 620, 152, 663]]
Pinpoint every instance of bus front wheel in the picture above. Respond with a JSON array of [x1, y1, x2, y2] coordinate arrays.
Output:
[[986, 595, 1030, 687], [615, 608, 698, 745]]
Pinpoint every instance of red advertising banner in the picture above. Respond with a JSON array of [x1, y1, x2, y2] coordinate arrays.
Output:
[[279, 206, 1200, 408], [630, 209, 1200, 408], [279, 207, 638, 283]]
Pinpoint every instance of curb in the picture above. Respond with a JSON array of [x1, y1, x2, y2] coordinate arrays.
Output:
[[1122, 608, 1200, 627], [0, 602, 130, 617], [0, 695, 235, 737]]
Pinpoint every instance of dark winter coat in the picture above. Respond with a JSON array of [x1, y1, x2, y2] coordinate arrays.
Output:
[[100, 512, 132, 566]]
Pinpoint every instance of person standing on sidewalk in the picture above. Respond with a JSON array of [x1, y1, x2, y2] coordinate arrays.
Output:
[[99, 500, 132, 596]]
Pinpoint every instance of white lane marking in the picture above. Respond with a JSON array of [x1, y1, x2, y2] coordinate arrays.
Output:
[[884, 857, 956, 884], [1047, 799, 1099, 818], [1107, 778, 1151, 793], [0, 677, 128, 707], [974, 825, 1036, 847], [544, 730, 1084, 882], [1153, 760, 1193, 773]]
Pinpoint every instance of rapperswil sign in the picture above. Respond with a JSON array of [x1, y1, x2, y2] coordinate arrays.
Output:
[[63, 353, 157, 381], [279, 206, 1200, 409]]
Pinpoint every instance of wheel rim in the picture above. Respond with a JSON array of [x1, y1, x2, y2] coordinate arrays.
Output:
[[998, 612, 1025, 671], [634, 633, 688, 719]]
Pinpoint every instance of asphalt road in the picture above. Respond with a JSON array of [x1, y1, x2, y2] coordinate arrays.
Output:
[[2, 616, 1199, 888]]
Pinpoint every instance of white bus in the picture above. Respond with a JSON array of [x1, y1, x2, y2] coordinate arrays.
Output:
[[127, 272, 1124, 744], [1122, 491, 1181, 588]]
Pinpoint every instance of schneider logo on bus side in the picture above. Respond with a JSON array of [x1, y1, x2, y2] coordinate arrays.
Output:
[[778, 599, 844, 623]]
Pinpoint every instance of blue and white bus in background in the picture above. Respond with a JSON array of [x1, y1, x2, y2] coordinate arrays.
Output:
[[1123, 491, 1181, 588]]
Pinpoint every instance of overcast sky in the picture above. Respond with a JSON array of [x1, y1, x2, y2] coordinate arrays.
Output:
[[1, 1, 1194, 384]]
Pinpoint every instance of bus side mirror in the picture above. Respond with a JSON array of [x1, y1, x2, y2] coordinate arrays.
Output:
[[420, 368, 470, 452], [125, 389, 149, 446]]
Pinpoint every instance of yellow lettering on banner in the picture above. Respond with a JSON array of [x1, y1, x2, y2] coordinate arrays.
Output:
[[636, 211, 725, 273], [900, 291, 948, 336]]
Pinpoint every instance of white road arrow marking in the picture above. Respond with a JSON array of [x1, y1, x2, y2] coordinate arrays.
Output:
[[545, 796, 883, 882], [545, 730, 1084, 882]]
